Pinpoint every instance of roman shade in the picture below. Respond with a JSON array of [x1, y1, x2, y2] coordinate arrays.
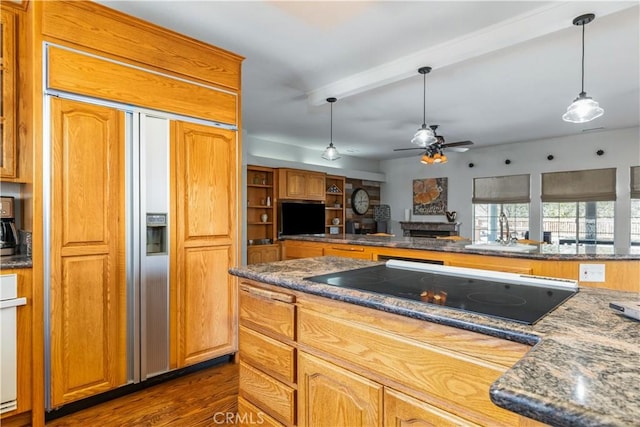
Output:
[[541, 168, 616, 202], [472, 174, 530, 204], [631, 166, 640, 199]]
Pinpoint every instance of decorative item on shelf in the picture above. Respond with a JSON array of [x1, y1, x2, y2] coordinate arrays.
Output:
[[327, 184, 341, 193], [260, 213, 268, 223], [374, 205, 391, 221], [445, 211, 457, 223], [334, 203, 341, 208], [321, 97, 341, 161], [266, 196, 271, 206], [332, 217, 340, 225], [410, 66, 437, 147], [253, 175, 262, 184], [329, 226, 340, 235], [562, 13, 604, 123]]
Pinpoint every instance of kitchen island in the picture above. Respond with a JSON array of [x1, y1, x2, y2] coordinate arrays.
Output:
[[280, 234, 640, 292], [230, 257, 639, 427]]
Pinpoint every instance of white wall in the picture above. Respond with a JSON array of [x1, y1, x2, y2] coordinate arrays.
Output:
[[380, 127, 640, 252], [243, 133, 385, 181]]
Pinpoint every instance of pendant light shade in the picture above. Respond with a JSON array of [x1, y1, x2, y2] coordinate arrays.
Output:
[[562, 14, 604, 123], [322, 97, 341, 161], [411, 67, 437, 147]]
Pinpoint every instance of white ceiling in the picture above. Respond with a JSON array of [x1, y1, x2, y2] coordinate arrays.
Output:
[[99, 1, 640, 161]]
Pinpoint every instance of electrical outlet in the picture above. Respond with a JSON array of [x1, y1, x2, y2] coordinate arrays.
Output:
[[579, 264, 605, 282]]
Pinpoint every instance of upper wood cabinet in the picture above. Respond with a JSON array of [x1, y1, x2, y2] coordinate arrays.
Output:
[[278, 168, 325, 201], [0, 8, 16, 179]]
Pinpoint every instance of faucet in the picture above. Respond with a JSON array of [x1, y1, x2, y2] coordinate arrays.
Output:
[[498, 212, 513, 245]]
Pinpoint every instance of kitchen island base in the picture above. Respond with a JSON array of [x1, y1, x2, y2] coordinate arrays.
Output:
[[237, 279, 544, 426]]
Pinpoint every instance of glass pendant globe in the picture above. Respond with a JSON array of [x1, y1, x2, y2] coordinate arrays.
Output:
[[411, 125, 437, 147], [562, 94, 604, 123], [321, 143, 341, 161]]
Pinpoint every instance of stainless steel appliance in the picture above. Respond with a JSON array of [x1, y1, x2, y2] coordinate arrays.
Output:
[[44, 109, 173, 408], [0, 197, 18, 256], [306, 260, 578, 325]]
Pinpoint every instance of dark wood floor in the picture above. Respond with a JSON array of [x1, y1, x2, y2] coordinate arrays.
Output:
[[46, 361, 239, 427]]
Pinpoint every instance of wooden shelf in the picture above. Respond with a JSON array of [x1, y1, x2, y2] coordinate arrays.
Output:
[[247, 166, 278, 263]]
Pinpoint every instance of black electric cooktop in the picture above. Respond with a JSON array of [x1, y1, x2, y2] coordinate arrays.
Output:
[[305, 264, 578, 325]]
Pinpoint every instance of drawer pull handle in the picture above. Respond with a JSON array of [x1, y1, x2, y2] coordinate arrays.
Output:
[[331, 247, 364, 252], [240, 283, 295, 303]]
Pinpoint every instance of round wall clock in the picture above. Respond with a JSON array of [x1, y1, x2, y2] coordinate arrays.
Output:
[[351, 188, 370, 215]]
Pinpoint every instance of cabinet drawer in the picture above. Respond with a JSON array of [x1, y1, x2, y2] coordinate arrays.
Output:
[[238, 396, 285, 427], [239, 283, 295, 340], [324, 244, 373, 260], [298, 307, 522, 425], [239, 326, 295, 383], [239, 362, 296, 426]]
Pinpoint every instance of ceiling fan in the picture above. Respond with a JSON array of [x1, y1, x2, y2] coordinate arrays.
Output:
[[394, 125, 473, 153]]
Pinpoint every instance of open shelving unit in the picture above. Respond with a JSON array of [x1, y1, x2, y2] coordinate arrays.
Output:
[[246, 166, 279, 264], [325, 174, 346, 236]]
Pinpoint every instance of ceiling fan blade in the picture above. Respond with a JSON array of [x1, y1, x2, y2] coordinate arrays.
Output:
[[442, 140, 473, 148], [445, 146, 469, 152], [393, 147, 426, 151]]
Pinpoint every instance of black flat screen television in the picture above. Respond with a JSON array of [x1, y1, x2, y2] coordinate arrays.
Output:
[[281, 202, 325, 235]]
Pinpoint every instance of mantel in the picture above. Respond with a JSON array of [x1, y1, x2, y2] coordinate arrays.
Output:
[[399, 221, 460, 237]]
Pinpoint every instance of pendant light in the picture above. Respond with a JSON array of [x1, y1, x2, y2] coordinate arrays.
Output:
[[411, 66, 437, 147], [562, 13, 604, 123], [321, 97, 341, 161]]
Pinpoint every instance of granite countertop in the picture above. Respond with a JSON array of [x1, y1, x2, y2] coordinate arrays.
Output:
[[0, 254, 32, 270], [230, 257, 640, 427], [282, 233, 640, 260]]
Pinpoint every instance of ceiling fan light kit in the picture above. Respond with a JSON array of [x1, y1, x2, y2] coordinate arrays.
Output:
[[411, 66, 437, 147], [322, 97, 341, 161], [562, 13, 604, 124]]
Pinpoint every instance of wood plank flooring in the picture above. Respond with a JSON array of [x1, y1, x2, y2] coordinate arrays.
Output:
[[46, 361, 239, 427]]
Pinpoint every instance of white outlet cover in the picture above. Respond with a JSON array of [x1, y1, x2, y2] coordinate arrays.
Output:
[[579, 264, 605, 282]]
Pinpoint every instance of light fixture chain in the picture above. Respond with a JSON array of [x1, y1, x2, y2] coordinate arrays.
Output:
[[330, 101, 333, 144], [581, 21, 585, 94], [422, 71, 426, 125]]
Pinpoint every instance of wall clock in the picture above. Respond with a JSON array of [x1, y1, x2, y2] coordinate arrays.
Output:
[[351, 188, 370, 215]]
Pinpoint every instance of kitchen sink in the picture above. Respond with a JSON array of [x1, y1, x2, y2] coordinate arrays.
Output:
[[464, 242, 539, 252]]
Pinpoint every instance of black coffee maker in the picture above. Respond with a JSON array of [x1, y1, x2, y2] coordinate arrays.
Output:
[[0, 196, 18, 255]]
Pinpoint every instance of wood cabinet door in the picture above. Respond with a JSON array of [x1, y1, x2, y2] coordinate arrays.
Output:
[[281, 169, 307, 199], [305, 172, 326, 200], [384, 388, 479, 427], [49, 97, 127, 407], [172, 120, 238, 367], [298, 351, 383, 427], [0, 8, 16, 178]]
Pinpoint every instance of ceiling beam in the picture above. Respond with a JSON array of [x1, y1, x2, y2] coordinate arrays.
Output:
[[307, 1, 635, 106]]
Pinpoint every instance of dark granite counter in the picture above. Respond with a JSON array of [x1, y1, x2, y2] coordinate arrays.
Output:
[[282, 233, 640, 260], [0, 255, 32, 270], [230, 257, 640, 427]]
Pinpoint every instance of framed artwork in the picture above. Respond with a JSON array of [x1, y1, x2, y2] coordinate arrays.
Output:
[[413, 177, 447, 215]]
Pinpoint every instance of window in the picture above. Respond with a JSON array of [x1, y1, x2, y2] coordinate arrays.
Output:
[[543, 202, 615, 244], [542, 168, 616, 245], [631, 166, 640, 244], [472, 174, 530, 242], [473, 203, 530, 242]]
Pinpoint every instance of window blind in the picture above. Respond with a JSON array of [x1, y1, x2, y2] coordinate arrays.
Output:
[[472, 174, 530, 204], [632, 166, 640, 199], [541, 168, 616, 202]]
